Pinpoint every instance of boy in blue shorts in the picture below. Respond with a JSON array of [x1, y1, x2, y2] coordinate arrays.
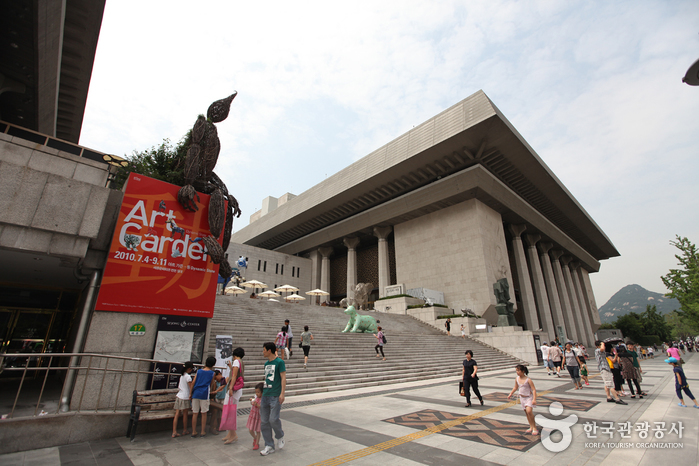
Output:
[[190, 356, 217, 437]]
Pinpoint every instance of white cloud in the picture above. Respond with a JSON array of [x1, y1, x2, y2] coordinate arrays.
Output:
[[80, 0, 699, 307]]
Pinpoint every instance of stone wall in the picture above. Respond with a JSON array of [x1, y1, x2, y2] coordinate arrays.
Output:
[[468, 327, 542, 365], [0, 133, 112, 260], [394, 199, 515, 316], [225, 242, 312, 302]]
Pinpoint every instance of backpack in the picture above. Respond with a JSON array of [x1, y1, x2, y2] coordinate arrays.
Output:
[[382, 334, 387, 344]]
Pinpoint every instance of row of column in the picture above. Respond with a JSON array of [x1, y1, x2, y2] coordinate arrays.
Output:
[[508, 224, 597, 345], [311, 226, 393, 304]]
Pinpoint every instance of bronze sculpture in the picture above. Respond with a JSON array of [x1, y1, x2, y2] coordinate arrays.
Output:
[[176, 93, 242, 278]]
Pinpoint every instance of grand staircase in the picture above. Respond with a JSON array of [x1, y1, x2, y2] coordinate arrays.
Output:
[[208, 295, 526, 397]]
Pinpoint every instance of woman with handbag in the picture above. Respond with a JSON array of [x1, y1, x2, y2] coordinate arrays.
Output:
[[461, 350, 483, 407], [222, 347, 245, 445]]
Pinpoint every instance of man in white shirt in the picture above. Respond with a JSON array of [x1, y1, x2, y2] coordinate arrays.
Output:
[[541, 342, 552, 375]]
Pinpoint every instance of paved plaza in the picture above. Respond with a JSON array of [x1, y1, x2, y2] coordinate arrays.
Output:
[[2, 352, 697, 466]]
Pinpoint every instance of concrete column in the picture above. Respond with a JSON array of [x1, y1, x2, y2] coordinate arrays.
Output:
[[538, 243, 568, 341], [319, 247, 333, 304], [309, 249, 321, 305], [508, 225, 540, 332], [560, 256, 586, 341], [570, 261, 594, 346], [343, 237, 360, 300], [525, 234, 555, 341], [549, 249, 580, 341], [373, 226, 393, 297], [578, 267, 601, 335]]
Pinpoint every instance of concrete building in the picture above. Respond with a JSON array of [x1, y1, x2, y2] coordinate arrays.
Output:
[[0, 1, 114, 360], [231, 91, 619, 345]]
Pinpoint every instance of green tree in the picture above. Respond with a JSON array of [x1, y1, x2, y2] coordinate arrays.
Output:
[[666, 310, 699, 340], [113, 133, 191, 189], [640, 304, 672, 342], [614, 312, 644, 342], [661, 236, 699, 327]]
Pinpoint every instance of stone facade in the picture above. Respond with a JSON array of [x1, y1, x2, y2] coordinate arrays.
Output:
[[394, 199, 515, 318]]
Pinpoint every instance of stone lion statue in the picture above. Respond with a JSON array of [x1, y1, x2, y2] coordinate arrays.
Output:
[[340, 299, 378, 334], [354, 282, 373, 310]]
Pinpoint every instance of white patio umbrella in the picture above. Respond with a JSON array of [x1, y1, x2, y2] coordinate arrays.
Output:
[[286, 294, 306, 303], [275, 284, 299, 300], [306, 289, 330, 305], [258, 290, 279, 300], [240, 280, 267, 295], [224, 285, 247, 297]]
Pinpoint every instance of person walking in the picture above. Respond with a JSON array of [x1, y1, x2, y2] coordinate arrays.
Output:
[[190, 356, 217, 437], [617, 346, 642, 399], [626, 343, 645, 393], [562, 342, 583, 389], [172, 361, 194, 437], [275, 326, 288, 360], [548, 341, 563, 377], [609, 346, 626, 395], [507, 365, 538, 435], [461, 350, 483, 407], [595, 341, 626, 405], [284, 319, 293, 358], [667, 344, 682, 366], [445, 318, 452, 336], [247, 383, 263, 450], [540, 341, 552, 376], [460, 324, 466, 339], [259, 342, 286, 456], [300, 325, 314, 369], [221, 347, 245, 444], [375, 326, 386, 361], [666, 357, 699, 408]]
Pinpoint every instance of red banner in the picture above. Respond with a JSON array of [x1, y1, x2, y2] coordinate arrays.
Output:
[[95, 173, 224, 318]]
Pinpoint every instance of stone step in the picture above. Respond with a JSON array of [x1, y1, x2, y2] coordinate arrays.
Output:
[[207, 295, 525, 398]]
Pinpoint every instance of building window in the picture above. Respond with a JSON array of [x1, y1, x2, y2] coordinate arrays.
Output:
[[292, 266, 295, 277], [275, 263, 279, 274], [258, 260, 261, 271], [281, 264, 284, 275], [297, 267, 300, 278], [263, 261, 267, 272]]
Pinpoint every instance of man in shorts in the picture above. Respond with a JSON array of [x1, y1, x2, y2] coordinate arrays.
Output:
[[595, 341, 626, 405], [540, 341, 553, 375]]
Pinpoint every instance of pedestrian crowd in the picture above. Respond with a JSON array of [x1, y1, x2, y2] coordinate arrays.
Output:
[[167, 315, 697, 455]]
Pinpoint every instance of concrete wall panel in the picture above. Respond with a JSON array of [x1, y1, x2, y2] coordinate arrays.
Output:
[[0, 162, 49, 225], [32, 175, 92, 234], [28, 150, 77, 178]]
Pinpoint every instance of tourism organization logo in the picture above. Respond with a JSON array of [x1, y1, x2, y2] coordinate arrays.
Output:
[[535, 402, 578, 452], [534, 403, 685, 452]]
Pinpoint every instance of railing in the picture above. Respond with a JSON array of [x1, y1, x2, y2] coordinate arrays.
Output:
[[0, 353, 216, 420], [0, 120, 128, 176]]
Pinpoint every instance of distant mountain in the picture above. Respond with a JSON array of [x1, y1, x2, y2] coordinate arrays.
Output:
[[598, 284, 680, 324]]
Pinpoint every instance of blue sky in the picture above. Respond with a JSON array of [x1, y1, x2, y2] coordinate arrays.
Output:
[[80, 0, 699, 306]]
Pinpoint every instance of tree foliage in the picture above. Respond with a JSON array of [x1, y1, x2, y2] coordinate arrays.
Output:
[[113, 133, 191, 190], [661, 235, 699, 329], [666, 310, 699, 340], [640, 305, 672, 342], [606, 305, 672, 343], [614, 312, 644, 342]]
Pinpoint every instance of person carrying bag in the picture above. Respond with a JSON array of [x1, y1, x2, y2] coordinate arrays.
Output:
[[221, 348, 245, 444]]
